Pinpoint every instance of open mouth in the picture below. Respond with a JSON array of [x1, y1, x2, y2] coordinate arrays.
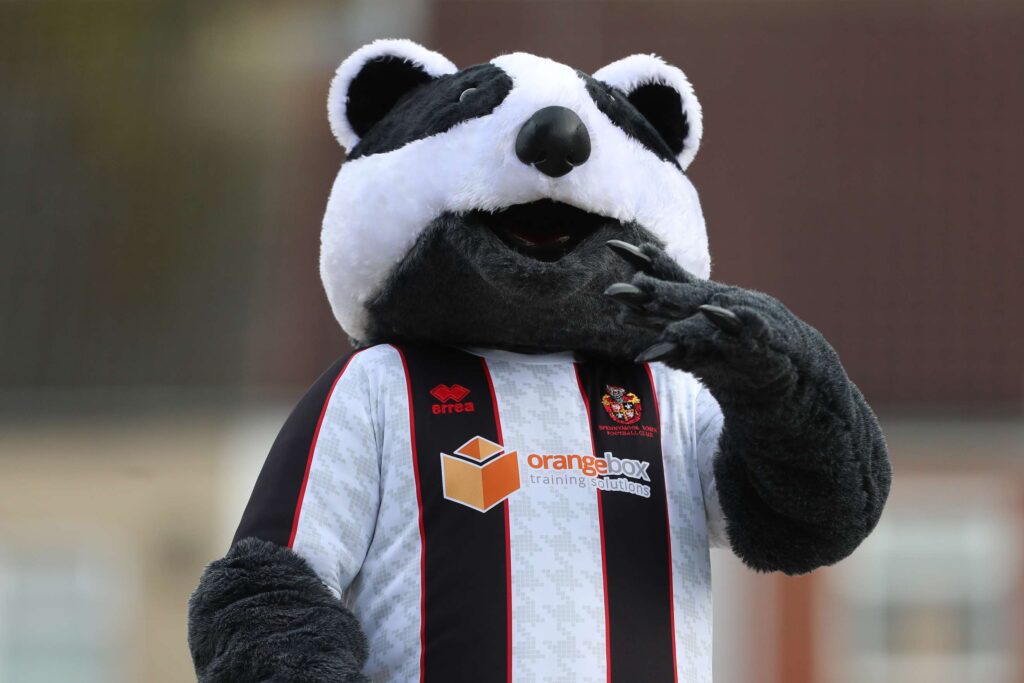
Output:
[[470, 199, 610, 262]]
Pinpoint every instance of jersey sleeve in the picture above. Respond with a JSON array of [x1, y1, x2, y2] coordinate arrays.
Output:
[[233, 350, 381, 597], [694, 386, 728, 549]]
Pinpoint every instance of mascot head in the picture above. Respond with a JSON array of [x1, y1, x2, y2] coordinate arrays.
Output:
[[321, 39, 708, 358]]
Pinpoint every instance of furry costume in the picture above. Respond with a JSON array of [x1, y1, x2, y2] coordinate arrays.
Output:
[[189, 39, 890, 682]]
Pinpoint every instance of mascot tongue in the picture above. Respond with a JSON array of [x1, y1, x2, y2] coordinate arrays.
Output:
[[505, 225, 570, 247], [484, 199, 604, 257]]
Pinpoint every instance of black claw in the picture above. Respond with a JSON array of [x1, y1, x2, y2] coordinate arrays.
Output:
[[635, 341, 679, 364], [606, 240, 653, 271], [699, 304, 743, 334], [604, 282, 651, 310]]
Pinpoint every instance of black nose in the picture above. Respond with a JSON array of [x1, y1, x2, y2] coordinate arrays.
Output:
[[515, 106, 591, 178]]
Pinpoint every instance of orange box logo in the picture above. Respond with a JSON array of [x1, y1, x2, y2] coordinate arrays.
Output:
[[441, 436, 520, 512]]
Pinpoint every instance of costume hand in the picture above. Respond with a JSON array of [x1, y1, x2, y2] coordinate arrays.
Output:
[[604, 240, 822, 400]]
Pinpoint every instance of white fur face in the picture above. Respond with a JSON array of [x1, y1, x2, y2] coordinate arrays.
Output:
[[321, 40, 709, 340]]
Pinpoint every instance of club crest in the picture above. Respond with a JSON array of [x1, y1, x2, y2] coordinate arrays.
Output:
[[601, 385, 642, 425]]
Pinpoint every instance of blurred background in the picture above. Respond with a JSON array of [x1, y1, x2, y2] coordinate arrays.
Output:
[[1, 0, 1022, 681]]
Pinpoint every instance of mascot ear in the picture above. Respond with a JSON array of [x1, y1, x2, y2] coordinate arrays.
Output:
[[593, 54, 703, 170], [328, 39, 457, 150]]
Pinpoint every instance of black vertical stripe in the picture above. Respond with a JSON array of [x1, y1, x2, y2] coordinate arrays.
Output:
[[399, 345, 508, 683], [233, 352, 356, 548], [576, 361, 676, 683]]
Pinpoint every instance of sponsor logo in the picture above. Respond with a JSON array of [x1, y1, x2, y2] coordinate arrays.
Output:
[[601, 385, 642, 425], [440, 436, 520, 512], [438, 438, 653, 508], [525, 451, 652, 499], [430, 383, 475, 415]]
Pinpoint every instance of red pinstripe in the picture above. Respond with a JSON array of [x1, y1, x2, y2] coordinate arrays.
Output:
[[287, 349, 363, 548], [645, 362, 679, 683], [394, 345, 428, 683], [573, 364, 612, 683], [480, 357, 513, 683]]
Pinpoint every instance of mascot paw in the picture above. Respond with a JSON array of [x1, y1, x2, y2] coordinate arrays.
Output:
[[605, 240, 805, 397], [188, 537, 370, 683]]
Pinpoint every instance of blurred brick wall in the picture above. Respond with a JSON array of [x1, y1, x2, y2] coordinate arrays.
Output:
[[5, 1, 1020, 417], [429, 0, 1024, 413]]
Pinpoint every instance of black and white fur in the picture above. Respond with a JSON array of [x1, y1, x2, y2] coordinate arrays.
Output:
[[321, 40, 708, 344], [189, 39, 891, 683]]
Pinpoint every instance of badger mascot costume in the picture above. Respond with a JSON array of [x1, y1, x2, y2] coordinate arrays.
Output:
[[188, 39, 891, 683]]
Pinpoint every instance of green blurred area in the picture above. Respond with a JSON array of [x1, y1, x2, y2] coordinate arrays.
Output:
[[0, 1, 360, 393], [4, 3, 250, 386]]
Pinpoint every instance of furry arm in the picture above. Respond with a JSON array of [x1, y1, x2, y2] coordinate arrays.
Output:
[[606, 241, 892, 574], [188, 537, 370, 683]]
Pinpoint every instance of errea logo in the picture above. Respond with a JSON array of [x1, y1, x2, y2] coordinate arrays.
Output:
[[429, 383, 475, 415]]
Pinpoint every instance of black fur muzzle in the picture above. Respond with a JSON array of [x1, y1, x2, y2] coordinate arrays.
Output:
[[362, 206, 666, 358]]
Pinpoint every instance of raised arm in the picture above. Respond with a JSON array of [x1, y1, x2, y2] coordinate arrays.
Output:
[[606, 240, 891, 574]]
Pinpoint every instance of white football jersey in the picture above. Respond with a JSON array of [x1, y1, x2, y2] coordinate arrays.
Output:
[[235, 344, 727, 683]]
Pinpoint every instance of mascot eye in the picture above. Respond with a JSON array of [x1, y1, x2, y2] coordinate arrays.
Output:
[[458, 87, 478, 103]]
